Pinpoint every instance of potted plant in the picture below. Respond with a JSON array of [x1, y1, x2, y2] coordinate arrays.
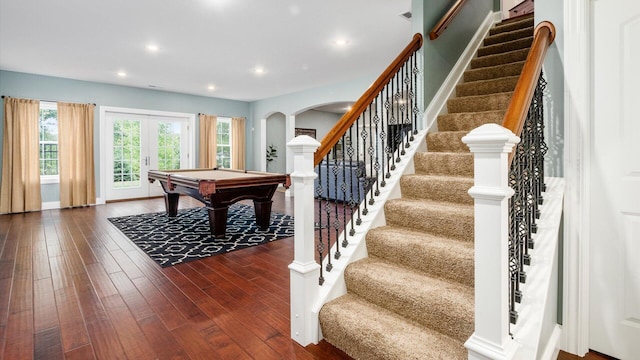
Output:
[[266, 144, 278, 171]]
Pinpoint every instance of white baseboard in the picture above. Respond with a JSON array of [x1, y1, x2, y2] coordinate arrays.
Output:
[[41, 198, 104, 210], [424, 11, 501, 130], [41, 201, 61, 210]]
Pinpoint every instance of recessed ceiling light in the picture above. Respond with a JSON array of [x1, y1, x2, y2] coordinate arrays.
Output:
[[208, 85, 215, 91], [333, 38, 349, 47], [117, 71, 127, 78], [254, 67, 265, 75], [145, 44, 159, 52]]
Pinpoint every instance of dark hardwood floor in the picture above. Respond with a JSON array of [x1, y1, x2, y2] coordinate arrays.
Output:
[[0, 192, 352, 359], [558, 350, 618, 360]]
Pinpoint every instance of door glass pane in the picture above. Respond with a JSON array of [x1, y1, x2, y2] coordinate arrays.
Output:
[[113, 119, 141, 188], [157, 122, 181, 170]]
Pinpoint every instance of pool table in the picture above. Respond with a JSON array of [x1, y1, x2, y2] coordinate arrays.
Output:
[[148, 168, 290, 237]]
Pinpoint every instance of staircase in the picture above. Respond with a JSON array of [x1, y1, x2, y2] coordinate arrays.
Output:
[[319, 14, 535, 359]]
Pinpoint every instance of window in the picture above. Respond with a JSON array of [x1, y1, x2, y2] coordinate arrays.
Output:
[[216, 117, 231, 168], [157, 122, 182, 170], [39, 101, 59, 182]]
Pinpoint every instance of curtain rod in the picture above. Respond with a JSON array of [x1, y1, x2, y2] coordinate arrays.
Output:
[[198, 113, 246, 119], [2, 95, 96, 106]]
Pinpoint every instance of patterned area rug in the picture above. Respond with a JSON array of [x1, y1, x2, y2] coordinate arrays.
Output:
[[108, 204, 294, 267]]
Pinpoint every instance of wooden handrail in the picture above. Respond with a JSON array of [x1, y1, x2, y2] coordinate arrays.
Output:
[[502, 21, 556, 161], [429, 0, 468, 40], [313, 33, 423, 166]]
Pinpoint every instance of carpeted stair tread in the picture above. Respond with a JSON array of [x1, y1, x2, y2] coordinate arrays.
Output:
[[427, 131, 469, 153], [385, 198, 474, 242], [456, 76, 519, 97], [477, 36, 533, 57], [489, 14, 534, 36], [413, 152, 473, 177], [344, 257, 474, 342], [438, 110, 505, 131], [319, 294, 467, 360], [447, 92, 512, 113], [366, 225, 474, 287], [400, 174, 473, 205], [464, 61, 525, 82], [471, 48, 529, 69], [484, 26, 533, 46]]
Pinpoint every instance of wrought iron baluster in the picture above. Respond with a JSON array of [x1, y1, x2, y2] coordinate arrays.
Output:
[[330, 157, 342, 260], [324, 157, 334, 272], [372, 97, 382, 198], [391, 73, 400, 167], [316, 164, 325, 285], [383, 86, 392, 178], [411, 53, 419, 137], [343, 129, 354, 243], [509, 179, 519, 324], [402, 62, 411, 149], [381, 87, 390, 182], [359, 104, 370, 208], [352, 116, 362, 230], [534, 75, 548, 207]]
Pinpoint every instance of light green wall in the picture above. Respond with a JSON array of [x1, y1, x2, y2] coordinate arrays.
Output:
[[421, 0, 494, 106], [0, 70, 250, 201], [265, 113, 286, 174], [534, 0, 565, 345], [536, 0, 564, 178], [296, 110, 342, 143]]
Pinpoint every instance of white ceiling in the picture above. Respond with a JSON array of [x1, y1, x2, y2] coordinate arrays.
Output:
[[0, 0, 413, 102]]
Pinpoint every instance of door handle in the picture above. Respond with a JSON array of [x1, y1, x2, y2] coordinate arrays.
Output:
[[144, 156, 149, 166]]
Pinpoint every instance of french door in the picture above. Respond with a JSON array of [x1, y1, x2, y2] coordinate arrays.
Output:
[[103, 109, 193, 201]]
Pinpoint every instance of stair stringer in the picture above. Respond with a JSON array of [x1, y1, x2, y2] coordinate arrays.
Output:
[[311, 129, 429, 341], [509, 177, 565, 360]]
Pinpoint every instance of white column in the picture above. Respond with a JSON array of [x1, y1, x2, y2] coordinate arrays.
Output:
[[285, 114, 297, 197], [287, 135, 321, 346], [259, 118, 267, 171], [462, 124, 520, 360]]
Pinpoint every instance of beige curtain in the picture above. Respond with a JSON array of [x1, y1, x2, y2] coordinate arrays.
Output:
[[57, 102, 96, 208], [231, 117, 245, 170], [199, 114, 217, 168], [0, 97, 42, 213]]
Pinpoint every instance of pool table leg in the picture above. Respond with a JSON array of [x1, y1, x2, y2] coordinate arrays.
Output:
[[254, 200, 273, 230], [207, 206, 228, 237], [164, 193, 180, 217]]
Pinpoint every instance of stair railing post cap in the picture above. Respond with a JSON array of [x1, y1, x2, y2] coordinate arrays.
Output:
[[462, 123, 520, 153], [287, 135, 321, 149]]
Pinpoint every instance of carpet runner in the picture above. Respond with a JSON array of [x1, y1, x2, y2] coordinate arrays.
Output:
[[319, 14, 534, 359]]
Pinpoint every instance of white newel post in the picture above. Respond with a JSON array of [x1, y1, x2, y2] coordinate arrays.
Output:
[[287, 135, 321, 346], [462, 124, 520, 360]]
